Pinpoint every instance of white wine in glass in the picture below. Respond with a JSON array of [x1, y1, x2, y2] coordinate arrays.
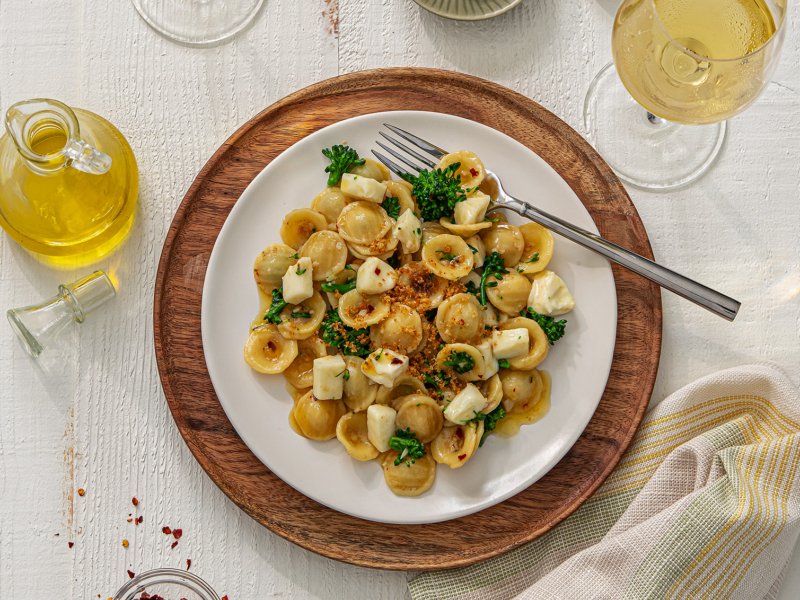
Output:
[[584, 0, 787, 190]]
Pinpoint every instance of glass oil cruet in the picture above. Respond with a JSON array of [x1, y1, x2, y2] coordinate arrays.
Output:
[[0, 99, 138, 264]]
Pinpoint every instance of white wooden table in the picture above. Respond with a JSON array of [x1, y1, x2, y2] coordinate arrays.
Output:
[[1, 0, 798, 598]]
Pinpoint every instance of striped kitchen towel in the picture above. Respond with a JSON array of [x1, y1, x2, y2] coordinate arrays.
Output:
[[409, 363, 800, 600]]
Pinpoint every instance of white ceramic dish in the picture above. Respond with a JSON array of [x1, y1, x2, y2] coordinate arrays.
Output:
[[201, 110, 617, 524]]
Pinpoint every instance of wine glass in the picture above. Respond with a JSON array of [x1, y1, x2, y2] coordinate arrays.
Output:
[[584, 0, 788, 190], [132, 0, 265, 46]]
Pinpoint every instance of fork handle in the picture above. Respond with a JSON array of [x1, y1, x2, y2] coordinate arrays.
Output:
[[503, 197, 740, 321]]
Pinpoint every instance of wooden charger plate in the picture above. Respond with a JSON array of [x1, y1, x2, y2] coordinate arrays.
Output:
[[153, 67, 662, 571]]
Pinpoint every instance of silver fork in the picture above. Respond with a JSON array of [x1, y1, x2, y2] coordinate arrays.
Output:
[[373, 124, 740, 322]]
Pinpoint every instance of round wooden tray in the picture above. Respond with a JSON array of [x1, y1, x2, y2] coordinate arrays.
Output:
[[153, 68, 662, 571]]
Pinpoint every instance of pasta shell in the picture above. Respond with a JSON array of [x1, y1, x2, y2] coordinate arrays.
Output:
[[284, 338, 326, 389], [485, 210, 507, 224], [500, 369, 544, 414], [518, 223, 554, 274], [370, 304, 423, 354], [342, 355, 379, 411], [479, 374, 503, 414], [439, 217, 492, 238], [431, 422, 483, 468], [395, 394, 444, 444], [347, 230, 399, 258], [336, 411, 380, 461], [288, 396, 309, 438], [277, 291, 326, 340], [465, 235, 486, 268], [435, 343, 485, 382], [500, 317, 549, 370], [486, 272, 532, 316], [280, 209, 329, 250], [299, 230, 348, 281], [244, 326, 298, 374], [396, 262, 449, 309], [384, 180, 417, 215], [480, 222, 525, 267], [293, 390, 347, 441], [436, 151, 485, 190], [336, 201, 391, 245], [253, 244, 298, 291], [381, 450, 436, 496], [421, 234, 474, 280], [375, 375, 427, 406], [349, 157, 391, 182], [311, 187, 350, 225], [435, 293, 483, 344], [337, 289, 390, 328]]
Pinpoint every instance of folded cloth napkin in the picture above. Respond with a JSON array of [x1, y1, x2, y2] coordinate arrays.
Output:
[[409, 363, 800, 600]]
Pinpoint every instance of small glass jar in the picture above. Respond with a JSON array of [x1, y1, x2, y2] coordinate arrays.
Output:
[[113, 568, 221, 600]]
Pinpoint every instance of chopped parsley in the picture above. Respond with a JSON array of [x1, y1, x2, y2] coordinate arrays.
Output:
[[522, 308, 567, 345], [263, 287, 288, 324], [320, 280, 357, 294], [436, 250, 458, 262], [498, 359, 510, 369], [336, 368, 351, 381], [444, 351, 475, 374], [296, 268, 307, 275], [389, 428, 427, 466], [290, 311, 311, 319], [319, 308, 371, 357], [322, 145, 365, 186]]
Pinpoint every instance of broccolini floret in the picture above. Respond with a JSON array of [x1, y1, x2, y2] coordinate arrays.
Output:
[[401, 163, 469, 221], [322, 145, 366, 186]]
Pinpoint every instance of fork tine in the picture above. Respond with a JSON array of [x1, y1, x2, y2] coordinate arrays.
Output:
[[372, 150, 412, 179], [384, 124, 447, 159], [379, 132, 437, 168], [376, 141, 426, 173]]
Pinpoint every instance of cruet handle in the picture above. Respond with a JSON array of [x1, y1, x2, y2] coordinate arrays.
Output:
[[4, 98, 112, 175]]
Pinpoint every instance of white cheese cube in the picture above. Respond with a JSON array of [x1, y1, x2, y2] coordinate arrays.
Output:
[[393, 208, 422, 254], [282, 257, 314, 304], [476, 340, 499, 379], [312, 355, 347, 400], [356, 257, 396, 295], [454, 192, 491, 225], [528, 270, 576, 316], [444, 384, 488, 425], [367, 404, 397, 452], [491, 328, 530, 359], [361, 348, 409, 388], [340, 173, 387, 204]]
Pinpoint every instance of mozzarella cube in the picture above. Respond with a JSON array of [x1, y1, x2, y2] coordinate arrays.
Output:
[[476, 340, 499, 379], [361, 348, 409, 388], [367, 404, 397, 452], [454, 192, 491, 225], [394, 209, 422, 254], [492, 328, 530, 359], [340, 173, 387, 204], [356, 257, 396, 294], [282, 257, 314, 304], [444, 384, 488, 425], [312, 355, 346, 400], [528, 270, 575, 316]]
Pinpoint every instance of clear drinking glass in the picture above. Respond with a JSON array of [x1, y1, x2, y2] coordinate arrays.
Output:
[[584, 0, 788, 190], [131, 0, 265, 45], [113, 568, 221, 600]]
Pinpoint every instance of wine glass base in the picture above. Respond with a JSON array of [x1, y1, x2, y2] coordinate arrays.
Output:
[[132, 0, 264, 46], [584, 62, 726, 191]]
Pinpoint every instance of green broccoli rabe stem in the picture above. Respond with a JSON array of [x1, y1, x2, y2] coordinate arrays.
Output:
[[479, 251, 509, 306], [322, 145, 366, 187], [320, 280, 356, 295]]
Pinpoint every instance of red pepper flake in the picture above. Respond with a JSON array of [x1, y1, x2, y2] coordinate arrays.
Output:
[[469, 168, 479, 177], [137, 515, 144, 524], [375, 267, 381, 275], [127, 570, 135, 579], [122, 539, 129, 548], [77, 488, 85, 496], [222, 596, 228, 600], [366, 305, 374, 314], [68, 542, 74, 548], [162, 526, 172, 535], [127, 518, 133, 523], [171, 541, 178, 549], [132, 497, 139, 506], [390, 358, 403, 365], [267, 341, 276, 351], [186, 559, 191, 570], [172, 528, 183, 540], [458, 454, 467, 461]]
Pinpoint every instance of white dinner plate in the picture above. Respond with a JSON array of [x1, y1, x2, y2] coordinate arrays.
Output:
[[201, 110, 617, 524]]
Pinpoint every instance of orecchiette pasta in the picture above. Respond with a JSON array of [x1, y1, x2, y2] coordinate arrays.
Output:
[[244, 145, 570, 497]]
